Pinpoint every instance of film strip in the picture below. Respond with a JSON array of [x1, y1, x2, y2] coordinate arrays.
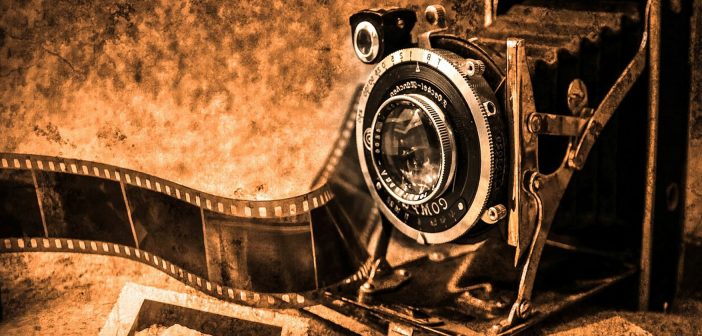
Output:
[[0, 153, 334, 219], [0, 87, 374, 309], [0, 237, 370, 309]]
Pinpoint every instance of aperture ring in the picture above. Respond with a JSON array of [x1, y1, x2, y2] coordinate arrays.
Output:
[[434, 48, 505, 209], [405, 94, 456, 200]]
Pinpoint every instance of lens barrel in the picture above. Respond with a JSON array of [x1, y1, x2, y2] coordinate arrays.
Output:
[[370, 94, 455, 205], [356, 47, 506, 244]]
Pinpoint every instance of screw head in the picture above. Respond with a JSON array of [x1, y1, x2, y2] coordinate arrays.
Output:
[[465, 59, 485, 77], [425, 5, 447, 27], [532, 177, 542, 190], [396, 18, 405, 29], [429, 251, 446, 262], [528, 114, 542, 133], [482, 204, 506, 224], [518, 300, 531, 318]]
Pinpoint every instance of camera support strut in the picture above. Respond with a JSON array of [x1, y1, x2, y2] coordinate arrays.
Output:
[[496, 1, 652, 333]]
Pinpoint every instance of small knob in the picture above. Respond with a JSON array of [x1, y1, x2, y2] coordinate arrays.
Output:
[[465, 59, 485, 77], [425, 5, 447, 28], [567, 79, 589, 115], [481, 204, 507, 224]]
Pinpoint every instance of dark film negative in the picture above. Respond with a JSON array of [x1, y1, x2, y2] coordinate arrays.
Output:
[[0, 88, 373, 309]]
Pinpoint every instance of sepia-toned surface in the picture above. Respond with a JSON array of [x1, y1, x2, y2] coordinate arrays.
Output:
[[1, 0, 699, 235], [0, 0, 367, 199], [0, 253, 338, 336], [0, 252, 215, 335], [0, 0, 700, 333], [1, 250, 701, 335], [685, 0, 702, 241]]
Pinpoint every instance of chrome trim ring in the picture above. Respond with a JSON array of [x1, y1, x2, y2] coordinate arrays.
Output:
[[353, 21, 380, 63]]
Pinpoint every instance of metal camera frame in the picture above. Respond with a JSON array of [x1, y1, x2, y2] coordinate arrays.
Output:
[[356, 0, 670, 333], [495, 1, 656, 331]]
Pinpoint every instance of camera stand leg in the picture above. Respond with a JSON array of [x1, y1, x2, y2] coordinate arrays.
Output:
[[493, 2, 652, 333], [370, 214, 393, 262], [493, 169, 573, 334], [357, 216, 411, 302]]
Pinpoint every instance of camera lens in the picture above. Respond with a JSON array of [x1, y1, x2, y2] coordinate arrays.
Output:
[[371, 94, 455, 205], [356, 47, 505, 243], [356, 30, 373, 55], [353, 21, 380, 63], [381, 102, 441, 195]]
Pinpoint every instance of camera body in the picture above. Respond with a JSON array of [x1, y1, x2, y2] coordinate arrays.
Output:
[[334, 1, 691, 333], [0, 1, 691, 335]]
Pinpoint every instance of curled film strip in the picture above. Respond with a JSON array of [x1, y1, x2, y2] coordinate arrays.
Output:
[[0, 87, 376, 309]]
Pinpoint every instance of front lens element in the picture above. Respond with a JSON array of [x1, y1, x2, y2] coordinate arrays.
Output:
[[372, 94, 455, 205], [356, 29, 373, 56], [380, 104, 442, 195]]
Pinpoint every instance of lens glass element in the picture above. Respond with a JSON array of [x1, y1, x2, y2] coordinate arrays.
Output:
[[380, 102, 442, 196], [356, 29, 373, 56], [353, 21, 379, 63]]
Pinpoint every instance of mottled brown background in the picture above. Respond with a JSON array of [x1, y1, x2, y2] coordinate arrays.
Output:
[[685, 0, 702, 240], [0, 1, 700, 237]]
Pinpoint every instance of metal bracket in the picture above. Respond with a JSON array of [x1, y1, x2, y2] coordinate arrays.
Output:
[[496, 1, 653, 332], [527, 113, 588, 137], [504, 38, 540, 265], [417, 5, 448, 49], [569, 2, 651, 170], [358, 258, 412, 303], [455, 283, 507, 319]]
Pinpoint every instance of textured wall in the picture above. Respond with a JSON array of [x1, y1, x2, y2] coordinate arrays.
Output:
[[685, 0, 702, 240], [0, 0, 376, 199], [0, 0, 483, 200]]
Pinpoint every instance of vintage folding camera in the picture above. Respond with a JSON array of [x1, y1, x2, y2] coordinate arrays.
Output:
[[326, 0, 690, 334], [0, 0, 692, 335]]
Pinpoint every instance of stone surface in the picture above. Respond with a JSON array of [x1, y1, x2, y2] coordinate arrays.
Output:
[[135, 324, 209, 336], [1, 250, 701, 335], [0, 252, 205, 335], [550, 316, 652, 336], [101, 282, 308, 336]]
